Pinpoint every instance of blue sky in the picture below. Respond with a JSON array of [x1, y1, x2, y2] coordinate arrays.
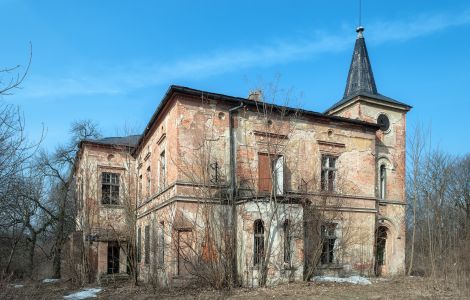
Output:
[[1, 0, 469, 155]]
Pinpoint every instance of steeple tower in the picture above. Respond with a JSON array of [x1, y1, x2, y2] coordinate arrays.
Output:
[[343, 26, 377, 98], [324, 27, 411, 115]]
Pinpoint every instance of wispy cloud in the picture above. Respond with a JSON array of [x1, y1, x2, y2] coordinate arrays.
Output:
[[20, 8, 470, 99]]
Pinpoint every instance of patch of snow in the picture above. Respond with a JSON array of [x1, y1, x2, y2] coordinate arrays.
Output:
[[64, 288, 102, 300], [312, 275, 372, 285], [14, 284, 24, 288], [42, 278, 60, 283]]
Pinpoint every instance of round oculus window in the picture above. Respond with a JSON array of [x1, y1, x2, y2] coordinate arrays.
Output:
[[377, 114, 390, 131]]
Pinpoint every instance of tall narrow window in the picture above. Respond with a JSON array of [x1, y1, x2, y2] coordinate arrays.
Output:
[[258, 153, 284, 195], [102, 172, 120, 204], [138, 174, 142, 203], [146, 166, 151, 197], [272, 156, 284, 195], [379, 164, 386, 199], [258, 153, 272, 193], [144, 225, 150, 264], [159, 151, 166, 190], [253, 219, 264, 266], [137, 227, 141, 263], [283, 220, 292, 264], [321, 155, 337, 192], [321, 223, 337, 264], [158, 222, 165, 266]]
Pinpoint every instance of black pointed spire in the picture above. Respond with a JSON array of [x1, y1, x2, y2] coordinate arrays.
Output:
[[343, 26, 377, 98]]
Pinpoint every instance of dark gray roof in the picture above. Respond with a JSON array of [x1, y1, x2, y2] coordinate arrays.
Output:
[[325, 27, 411, 114], [84, 135, 141, 148]]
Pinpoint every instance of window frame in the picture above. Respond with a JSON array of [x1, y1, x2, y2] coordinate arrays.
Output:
[[253, 219, 264, 266], [101, 172, 120, 205], [379, 164, 386, 199], [320, 223, 337, 265], [159, 150, 166, 191], [321, 155, 337, 192]]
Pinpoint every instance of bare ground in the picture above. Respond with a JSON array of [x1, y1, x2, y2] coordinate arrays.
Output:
[[1, 276, 468, 300]]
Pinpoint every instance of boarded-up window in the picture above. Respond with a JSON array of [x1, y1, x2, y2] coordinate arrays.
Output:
[[258, 153, 284, 195], [144, 225, 150, 264], [258, 153, 272, 193]]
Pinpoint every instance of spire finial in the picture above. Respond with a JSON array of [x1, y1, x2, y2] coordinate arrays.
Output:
[[356, 26, 364, 38]]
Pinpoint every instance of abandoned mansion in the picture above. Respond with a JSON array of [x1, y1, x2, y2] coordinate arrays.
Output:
[[69, 27, 411, 286]]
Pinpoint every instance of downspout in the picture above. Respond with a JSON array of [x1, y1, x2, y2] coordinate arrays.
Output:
[[228, 103, 244, 286]]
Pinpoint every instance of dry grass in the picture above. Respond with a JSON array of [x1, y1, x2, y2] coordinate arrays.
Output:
[[1, 276, 467, 300]]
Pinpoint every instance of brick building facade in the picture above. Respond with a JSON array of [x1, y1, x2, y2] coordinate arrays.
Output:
[[72, 27, 411, 286]]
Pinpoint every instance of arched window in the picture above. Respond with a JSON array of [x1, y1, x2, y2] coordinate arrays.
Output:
[[283, 220, 292, 264], [379, 164, 386, 199], [253, 219, 264, 266]]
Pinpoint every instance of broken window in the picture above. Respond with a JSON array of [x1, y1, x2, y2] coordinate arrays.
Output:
[[144, 225, 150, 264], [258, 153, 284, 195], [379, 164, 386, 199], [253, 219, 264, 266], [159, 151, 166, 190], [101, 172, 119, 205], [321, 155, 337, 192], [321, 223, 337, 264], [283, 219, 292, 265]]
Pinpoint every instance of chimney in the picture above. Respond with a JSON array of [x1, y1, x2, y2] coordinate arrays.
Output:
[[248, 90, 263, 101]]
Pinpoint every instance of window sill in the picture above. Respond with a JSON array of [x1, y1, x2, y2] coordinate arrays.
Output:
[[101, 204, 124, 208], [318, 264, 342, 270]]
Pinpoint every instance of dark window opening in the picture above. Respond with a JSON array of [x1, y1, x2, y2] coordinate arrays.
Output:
[[254, 219, 264, 266], [137, 227, 141, 263], [283, 220, 292, 264], [158, 222, 165, 267], [146, 167, 151, 197], [144, 225, 150, 264], [102, 172, 119, 205], [376, 226, 387, 266], [321, 223, 337, 264], [321, 156, 337, 192], [107, 241, 120, 274], [159, 151, 166, 190]]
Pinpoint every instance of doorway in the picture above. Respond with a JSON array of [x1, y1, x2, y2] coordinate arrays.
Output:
[[177, 230, 193, 276], [375, 226, 387, 276]]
